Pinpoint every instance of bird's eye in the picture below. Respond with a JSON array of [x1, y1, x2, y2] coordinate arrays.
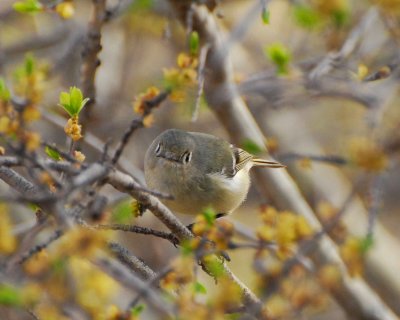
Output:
[[182, 151, 192, 164], [155, 143, 162, 155]]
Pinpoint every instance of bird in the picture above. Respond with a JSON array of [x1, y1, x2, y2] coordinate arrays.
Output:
[[144, 129, 284, 216]]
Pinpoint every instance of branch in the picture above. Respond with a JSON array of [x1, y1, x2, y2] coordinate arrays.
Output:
[[99, 224, 179, 246], [80, 0, 107, 121], [108, 241, 157, 280]]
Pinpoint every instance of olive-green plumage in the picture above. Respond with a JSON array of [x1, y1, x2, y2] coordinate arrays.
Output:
[[144, 129, 283, 215]]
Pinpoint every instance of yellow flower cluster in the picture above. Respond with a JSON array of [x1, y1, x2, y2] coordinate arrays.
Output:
[[55, 1, 75, 19], [73, 150, 86, 163], [163, 52, 198, 102], [161, 256, 195, 291], [69, 257, 119, 319], [348, 137, 387, 172], [340, 237, 365, 276], [133, 86, 160, 115], [257, 206, 313, 257], [64, 116, 83, 141], [316, 202, 347, 241], [262, 265, 331, 318], [0, 204, 17, 254], [58, 227, 110, 258], [311, 0, 349, 15], [192, 215, 234, 251], [132, 86, 159, 127], [372, 0, 400, 14]]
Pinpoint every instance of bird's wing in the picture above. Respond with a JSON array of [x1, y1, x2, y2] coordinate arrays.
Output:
[[233, 147, 253, 172]]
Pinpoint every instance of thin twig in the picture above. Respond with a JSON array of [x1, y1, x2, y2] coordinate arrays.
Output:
[[17, 229, 64, 265], [108, 241, 156, 279], [277, 152, 348, 166], [80, 0, 107, 121], [98, 224, 179, 246], [192, 43, 210, 122]]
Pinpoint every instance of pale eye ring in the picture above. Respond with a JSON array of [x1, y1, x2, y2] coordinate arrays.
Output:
[[155, 143, 162, 155], [182, 151, 192, 164]]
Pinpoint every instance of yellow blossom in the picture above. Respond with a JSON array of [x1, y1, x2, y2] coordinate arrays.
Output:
[[181, 68, 197, 83], [21, 282, 42, 307], [0, 116, 10, 133], [311, 0, 349, 15], [276, 211, 297, 245], [161, 256, 195, 291], [35, 303, 69, 320], [257, 224, 276, 242], [340, 237, 364, 276], [74, 150, 86, 163], [372, 0, 400, 13], [318, 264, 341, 289], [133, 86, 160, 115], [348, 137, 387, 172], [64, 116, 82, 141], [143, 114, 154, 127], [22, 105, 41, 123], [177, 52, 198, 69], [298, 157, 312, 169], [295, 216, 313, 239], [58, 227, 110, 258], [207, 219, 234, 250], [56, 1, 75, 19], [265, 294, 290, 318], [260, 205, 278, 225], [0, 204, 17, 254], [70, 257, 119, 317], [266, 136, 279, 153], [24, 250, 50, 276], [213, 276, 242, 310], [357, 64, 369, 80], [25, 131, 41, 151]]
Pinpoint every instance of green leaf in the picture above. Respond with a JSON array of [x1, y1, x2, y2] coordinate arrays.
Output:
[[13, 0, 43, 13], [0, 78, 10, 102], [241, 139, 263, 155], [130, 0, 153, 12], [45, 146, 62, 161], [69, 86, 83, 114], [193, 281, 207, 294], [264, 43, 291, 75], [180, 240, 194, 256], [58, 87, 88, 117], [203, 255, 224, 278], [51, 257, 67, 275], [360, 234, 374, 254], [293, 5, 320, 29], [0, 285, 22, 307], [79, 97, 90, 113], [332, 9, 349, 28], [112, 201, 133, 224], [130, 304, 145, 316], [261, 7, 270, 25], [202, 207, 216, 226], [25, 53, 35, 76], [59, 92, 70, 108], [189, 31, 199, 55]]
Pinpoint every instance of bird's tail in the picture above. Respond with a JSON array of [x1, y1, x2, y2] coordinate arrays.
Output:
[[252, 158, 285, 168]]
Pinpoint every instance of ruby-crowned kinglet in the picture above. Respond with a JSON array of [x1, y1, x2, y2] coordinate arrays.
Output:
[[144, 129, 284, 215]]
